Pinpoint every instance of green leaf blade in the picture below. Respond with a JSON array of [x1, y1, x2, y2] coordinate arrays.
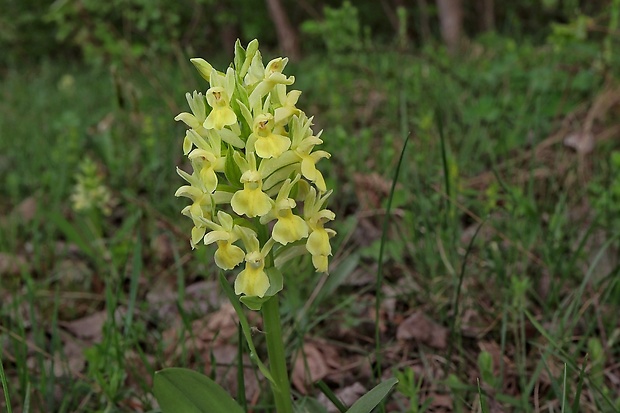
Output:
[[153, 368, 244, 413], [346, 378, 398, 413]]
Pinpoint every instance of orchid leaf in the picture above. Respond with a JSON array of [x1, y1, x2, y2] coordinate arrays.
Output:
[[153, 368, 244, 413]]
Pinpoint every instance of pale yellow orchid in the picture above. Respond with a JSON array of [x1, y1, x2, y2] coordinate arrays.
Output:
[[204, 86, 237, 130], [304, 187, 336, 272], [201, 211, 246, 270], [174, 184, 211, 248], [235, 251, 269, 297], [247, 113, 291, 159], [188, 149, 223, 193], [230, 152, 273, 218], [175, 91, 207, 130], [176, 40, 335, 301], [184, 129, 227, 193], [247, 57, 295, 110], [234, 236, 275, 298], [260, 176, 308, 245], [274, 85, 301, 125], [290, 114, 330, 192], [175, 169, 233, 249], [174, 92, 209, 154]]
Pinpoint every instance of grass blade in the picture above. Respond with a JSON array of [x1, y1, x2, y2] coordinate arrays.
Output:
[[561, 363, 567, 413], [124, 234, 142, 335], [477, 378, 488, 413], [572, 356, 587, 413], [447, 217, 487, 363], [375, 133, 411, 382], [315, 380, 347, 413], [347, 378, 398, 413], [0, 352, 12, 413]]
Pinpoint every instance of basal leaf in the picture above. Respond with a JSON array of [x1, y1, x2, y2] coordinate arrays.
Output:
[[153, 368, 244, 413], [346, 378, 398, 413]]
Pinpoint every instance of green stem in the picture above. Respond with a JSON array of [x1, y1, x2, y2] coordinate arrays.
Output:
[[262, 294, 293, 413]]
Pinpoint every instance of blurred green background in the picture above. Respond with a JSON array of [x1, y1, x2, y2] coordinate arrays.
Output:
[[1, 1, 620, 412]]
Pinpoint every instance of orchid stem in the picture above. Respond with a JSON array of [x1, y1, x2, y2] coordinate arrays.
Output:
[[262, 294, 293, 413]]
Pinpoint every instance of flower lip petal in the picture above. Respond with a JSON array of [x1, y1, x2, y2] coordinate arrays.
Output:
[[306, 228, 331, 256], [273, 213, 308, 245], [231, 187, 273, 218], [214, 243, 245, 270], [234, 269, 270, 297], [204, 106, 237, 130]]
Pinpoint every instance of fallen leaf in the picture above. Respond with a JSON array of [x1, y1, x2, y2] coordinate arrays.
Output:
[[396, 311, 448, 349], [152, 233, 174, 265], [52, 333, 86, 377], [460, 308, 492, 338], [195, 302, 239, 344], [164, 302, 244, 360], [205, 344, 260, 400], [14, 196, 37, 222], [292, 340, 340, 394], [185, 280, 222, 313], [429, 393, 453, 409], [61, 310, 107, 342], [88, 112, 115, 135], [353, 172, 392, 211]]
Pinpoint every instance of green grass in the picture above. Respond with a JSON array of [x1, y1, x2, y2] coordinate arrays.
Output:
[[1, 32, 620, 412]]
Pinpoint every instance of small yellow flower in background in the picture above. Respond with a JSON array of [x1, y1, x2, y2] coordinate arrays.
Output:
[[175, 39, 336, 303], [71, 157, 115, 216]]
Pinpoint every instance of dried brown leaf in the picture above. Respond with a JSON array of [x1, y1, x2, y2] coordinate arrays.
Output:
[[52, 334, 86, 377], [396, 311, 448, 349], [196, 302, 239, 343], [61, 310, 107, 342], [292, 340, 340, 394], [429, 393, 453, 409], [14, 196, 37, 222], [152, 233, 174, 265], [353, 172, 392, 211], [205, 344, 260, 400]]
